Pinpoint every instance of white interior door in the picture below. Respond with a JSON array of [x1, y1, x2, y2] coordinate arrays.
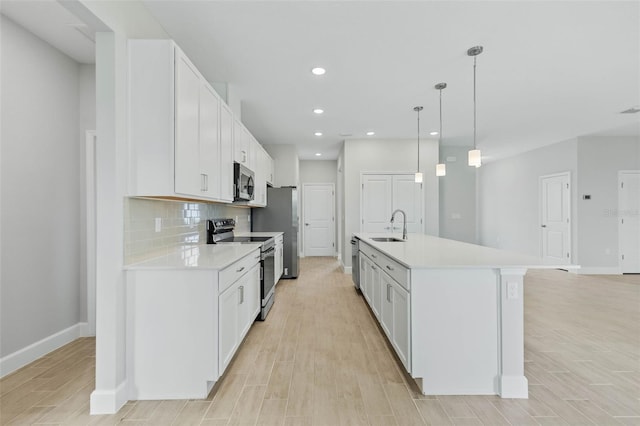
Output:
[[303, 183, 335, 256], [362, 175, 393, 232], [540, 172, 571, 263], [392, 175, 424, 233], [619, 171, 640, 273]]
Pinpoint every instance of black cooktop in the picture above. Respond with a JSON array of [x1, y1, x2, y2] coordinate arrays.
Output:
[[218, 236, 273, 243]]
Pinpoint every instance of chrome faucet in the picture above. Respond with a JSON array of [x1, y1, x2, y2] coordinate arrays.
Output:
[[390, 209, 408, 240]]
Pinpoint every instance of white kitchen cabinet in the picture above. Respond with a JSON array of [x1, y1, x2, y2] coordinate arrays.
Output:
[[267, 155, 275, 186], [219, 103, 235, 202], [233, 118, 249, 166], [129, 40, 227, 203], [275, 234, 284, 284], [361, 174, 423, 233], [219, 262, 260, 374], [360, 241, 411, 373], [125, 246, 260, 400], [251, 143, 269, 207]]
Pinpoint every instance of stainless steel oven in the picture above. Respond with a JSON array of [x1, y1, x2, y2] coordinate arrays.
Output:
[[259, 239, 276, 320], [351, 237, 360, 289]]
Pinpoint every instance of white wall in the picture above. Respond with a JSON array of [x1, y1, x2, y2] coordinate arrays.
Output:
[[343, 138, 439, 268], [478, 139, 578, 258], [439, 146, 477, 244], [478, 135, 640, 272], [1, 16, 82, 358], [576, 136, 640, 271], [263, 144, 299, 188]]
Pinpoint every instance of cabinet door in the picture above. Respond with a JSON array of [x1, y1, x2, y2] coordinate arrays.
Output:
[[252, 145, 267, 206], [391, 281, 411, 371], [199, 83, 220, 199], [274, 243, 283, 284], [174, 50, 201, 196], [233, 119, 248, 165], [371, 263, 381, 319], [360, 256, 372, 304], [362, 175, 393, 232], [219, 282, 239, 374], [267, 154, 274, 186], [380, 271, 394, 340], [246, 263, 261, 330], [392, 175, 423, 233], [219, 103, 234, 202]]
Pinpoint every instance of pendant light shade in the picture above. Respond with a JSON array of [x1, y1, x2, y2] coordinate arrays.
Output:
[[414, 106, 423, 183], [467, 45, 483, 168], [434, 82, 447, 177], [468, 149, 482, 167]]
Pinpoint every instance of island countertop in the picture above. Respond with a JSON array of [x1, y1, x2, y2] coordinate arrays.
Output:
[[355, 232, 579, 270]]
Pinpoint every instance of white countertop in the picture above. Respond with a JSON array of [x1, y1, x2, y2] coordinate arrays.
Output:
[[355, 233, 579, 270], [125, 244, 261, 270]]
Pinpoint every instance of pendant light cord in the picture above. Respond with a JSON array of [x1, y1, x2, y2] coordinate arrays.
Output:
[[417, 109, 420, 173], [473, 55, 477, 150]]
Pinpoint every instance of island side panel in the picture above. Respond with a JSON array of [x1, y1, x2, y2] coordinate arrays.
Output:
[[498, 268, 529, 398], [126, 269, 219, 400], [410, 268, 499, 395]]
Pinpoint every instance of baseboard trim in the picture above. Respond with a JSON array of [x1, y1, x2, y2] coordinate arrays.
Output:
[[576, 267, 622, 275], [90, 380, 128, 414], [0, 322, 90, 378]]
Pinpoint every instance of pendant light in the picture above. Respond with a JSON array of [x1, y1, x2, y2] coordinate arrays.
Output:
[[435, 82, 447, 177], [467, 45, 483, 168], [414, 106, 424, 183]]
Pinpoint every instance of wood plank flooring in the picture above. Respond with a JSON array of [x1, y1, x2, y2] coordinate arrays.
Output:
[[1, 257, 639, 425]]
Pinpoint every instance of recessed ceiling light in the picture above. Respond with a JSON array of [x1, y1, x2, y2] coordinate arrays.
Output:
[[430, 131, 439, 136], [315, 153, 322, 156], [313, 108, 324, 114], [311, 67, 326, 76], [314, 132, 323, 136], [366, 131, 375, 136]]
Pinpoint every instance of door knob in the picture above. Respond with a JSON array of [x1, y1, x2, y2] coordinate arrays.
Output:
[[541, 225, 547, 228], [305, 223, 310, 226]]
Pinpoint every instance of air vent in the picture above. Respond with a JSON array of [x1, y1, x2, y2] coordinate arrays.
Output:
[[620, 106, 640, 114]]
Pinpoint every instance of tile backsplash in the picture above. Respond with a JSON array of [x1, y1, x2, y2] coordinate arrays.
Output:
[[124, 197, 252, 264]]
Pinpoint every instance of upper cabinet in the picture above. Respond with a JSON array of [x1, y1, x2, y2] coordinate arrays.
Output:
[[128, 39, 264, 205]]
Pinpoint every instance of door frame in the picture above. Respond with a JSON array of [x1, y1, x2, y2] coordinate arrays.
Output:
[[618, 170, 640, 273], [538, 171, 572, 262], [301, 182, 336, 257]]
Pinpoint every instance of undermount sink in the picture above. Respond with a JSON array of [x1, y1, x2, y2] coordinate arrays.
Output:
[[371, 237, 405, 242]]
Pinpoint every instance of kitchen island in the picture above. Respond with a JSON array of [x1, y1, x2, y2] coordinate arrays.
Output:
[[354, 232, 578, 399]]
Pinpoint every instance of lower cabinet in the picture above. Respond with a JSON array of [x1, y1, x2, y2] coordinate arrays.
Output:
[[126, 249, 260, 400], [360, 243, 411, 373], [275, 235, 284, 284], [219, 263, 260, 375]]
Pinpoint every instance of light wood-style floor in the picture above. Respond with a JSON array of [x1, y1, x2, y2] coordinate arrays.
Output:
[[1, 257, 639, 425]]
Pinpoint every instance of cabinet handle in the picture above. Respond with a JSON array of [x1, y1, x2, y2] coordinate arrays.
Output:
[[239, 285, 244, 304], [236, 266, 245, 273], [386, 265, 394, 271], [201, 173, 207, 191], [386, 284, 391, 302]]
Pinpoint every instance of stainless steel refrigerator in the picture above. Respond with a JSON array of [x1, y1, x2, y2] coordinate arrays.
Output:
[[251, 186, 299, 278]]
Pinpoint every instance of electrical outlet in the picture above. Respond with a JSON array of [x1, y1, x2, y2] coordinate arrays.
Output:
[[235, 215, 238, 223], [248, 215, 251, 223], [507, 281, 518, 299], [155, 218, 162, 232]]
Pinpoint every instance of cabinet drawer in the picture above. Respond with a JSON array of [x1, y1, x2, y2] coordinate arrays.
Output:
[[360, 243, 409, 291], [219, 249, 260, 294]]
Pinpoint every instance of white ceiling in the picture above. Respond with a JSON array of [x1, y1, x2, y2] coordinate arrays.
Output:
[[3, 1, 638, 161], [0, 0, 95, 64]]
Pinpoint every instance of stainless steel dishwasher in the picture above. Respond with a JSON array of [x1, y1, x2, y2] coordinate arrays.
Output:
[[350, 237, 360, 289]]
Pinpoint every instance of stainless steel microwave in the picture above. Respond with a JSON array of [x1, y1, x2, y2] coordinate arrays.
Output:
[[234, 163, 255, 201]]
